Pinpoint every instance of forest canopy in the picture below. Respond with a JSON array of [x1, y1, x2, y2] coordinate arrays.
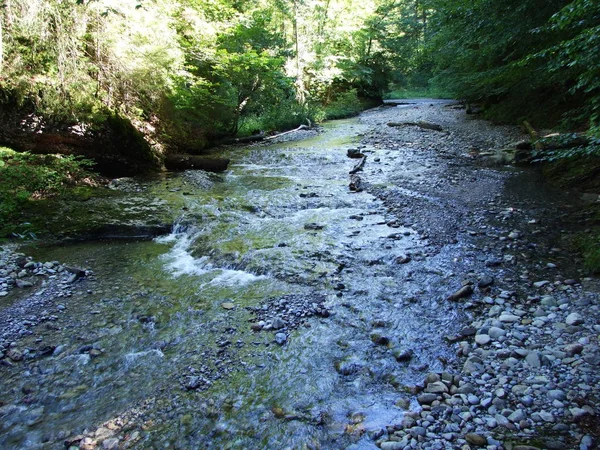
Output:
[[0, 0, 598, 158]]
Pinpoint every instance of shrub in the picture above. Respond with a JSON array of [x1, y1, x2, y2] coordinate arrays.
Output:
[[324, 89, 364, 120], [0, 148, 95, 236]]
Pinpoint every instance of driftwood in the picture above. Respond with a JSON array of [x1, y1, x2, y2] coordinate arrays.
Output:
[[349, 174, 363, 192], [349, 155, 366, 174], [264, 124, 310, 141], [164, 155, 230, 172], [523, 121, 591, 152], [387, 121, 444, 132]]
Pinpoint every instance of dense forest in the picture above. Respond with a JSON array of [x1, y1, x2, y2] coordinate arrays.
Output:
[[1, 0, 598, 162], [0, 0, 598, 206]]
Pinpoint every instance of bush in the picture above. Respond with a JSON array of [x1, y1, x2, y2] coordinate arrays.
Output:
[[324, 89, 364, 120], [238, 99, 323, 135], [0, 148, 95, 236]]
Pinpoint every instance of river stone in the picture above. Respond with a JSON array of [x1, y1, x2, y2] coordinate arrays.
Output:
[[275, 333, 287, 345], [7, 349, 23, 361], [564, 343, 584, 355], [102, 438, 119, 450], [380, 442, 404, 450], [475, 334, 491, 345], [499, 314, 520, 323], [509, 409, 526, 422], [271, 317, 285, 330], [526, 351, 541, 367], [465, 433, 487, 446], [221, 302, 235, 310], [463, 356, 484, 374], [565, 313, 583, 326], [548, 390, 566, 401], [417, 393, 438, 405], [540, 411, 555, 422], [425, 381, 448, 394], [488, 326, 506, 338], [541, 296, 558, 306], [478, 275, 494, 288]]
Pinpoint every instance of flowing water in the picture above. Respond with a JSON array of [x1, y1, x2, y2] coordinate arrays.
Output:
[[1, 118, 467, 449]]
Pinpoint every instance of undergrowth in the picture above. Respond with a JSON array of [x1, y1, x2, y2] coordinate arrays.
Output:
[[0, 147, 97, 237]]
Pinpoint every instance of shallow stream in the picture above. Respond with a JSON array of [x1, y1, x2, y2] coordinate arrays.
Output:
[[2, 117, 468, 449]]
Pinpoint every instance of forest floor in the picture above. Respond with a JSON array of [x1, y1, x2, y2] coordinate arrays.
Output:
[[0, 100, 599, 450]]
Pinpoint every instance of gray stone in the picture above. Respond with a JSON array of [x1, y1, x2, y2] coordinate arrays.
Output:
[[380, 442, 404, 450], [271, 317, 285, 330], [508, 409, 526, 422], [548, 390, 566, 401], [499, 314, 520, 323], [417, 393, 438, 405], [425, 381, 448, 394], [465, 433, 487, 446], [463, 356, 484, 374], [526, 352, 541, 368], [475, 334, 491, 345], [478, 276, 494, 288], [539, 411, 555, 422], [467, 394, 480, 405], [275, 333, 287, 345], [565, 313, 584, 326], [488, 327, 506, 338], [102, 438, 120, 450], [564, 343, 584, 356]]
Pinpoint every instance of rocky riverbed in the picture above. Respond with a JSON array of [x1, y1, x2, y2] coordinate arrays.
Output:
[[355, 101, 600, 450], [0, 100, 598, 450]]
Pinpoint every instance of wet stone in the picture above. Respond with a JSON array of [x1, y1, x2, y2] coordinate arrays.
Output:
[[478, 275, 494, 288], [465, 433, 487, 446], [275, 333, 287, 345], [425, 381, 448, 394], [417, 393, 438, 405]]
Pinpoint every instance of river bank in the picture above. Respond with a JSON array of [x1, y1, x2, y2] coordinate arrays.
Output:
[[0, 100, 598, 449]]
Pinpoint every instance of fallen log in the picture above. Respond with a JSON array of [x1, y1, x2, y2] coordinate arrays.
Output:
[[387, 121, 444, 132], [349, 155, 367, 174], [349, 174, 363, 192], [220, 134, 265, 145], [164, 155, 230, 172], [523, 121, 544, 151]]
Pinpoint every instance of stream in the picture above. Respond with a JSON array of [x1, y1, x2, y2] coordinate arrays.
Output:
[[1, 101, 598, 450]]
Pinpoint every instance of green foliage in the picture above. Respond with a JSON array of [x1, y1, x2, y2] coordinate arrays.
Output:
[[384, 86, 451, 100], [573, 231, 600, 273], [425, 0, 600, 138], [323, 89, 365, 120], [0, 148, 95, 236]]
